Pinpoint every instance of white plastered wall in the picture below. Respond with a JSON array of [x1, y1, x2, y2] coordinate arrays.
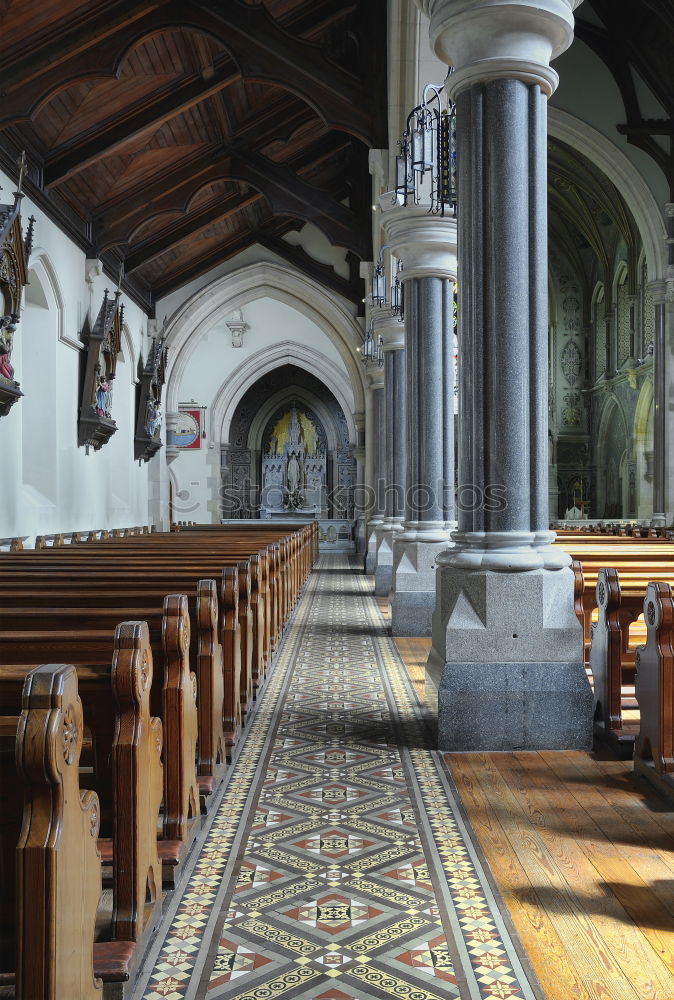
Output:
[[0, 167, 153, 541], [159, 252, 365, 523]]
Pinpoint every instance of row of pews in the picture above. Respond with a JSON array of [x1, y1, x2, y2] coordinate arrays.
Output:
[[554, 521, 673, 539], [0, 521, 318, 999], [555, 528, 674, 793]]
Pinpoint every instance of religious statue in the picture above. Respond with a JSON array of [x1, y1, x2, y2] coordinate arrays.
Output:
[[0, 314, 17, 381], [287, 451, 301, 493], [95, 372, 110, 416], [145, 398, 162, 436]]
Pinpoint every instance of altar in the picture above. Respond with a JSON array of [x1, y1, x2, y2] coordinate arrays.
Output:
[[260, 404, 327, 518]]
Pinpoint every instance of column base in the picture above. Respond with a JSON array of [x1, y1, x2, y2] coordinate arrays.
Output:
[[390, 532, 452, 636], [430, 659, 593, 751], [374, 564, 393, 596], [364, 519, 384, 574], [390, 590, 436, 636], [426, 546, 593, 750], [373, 521, 403, 596], [355, 515, 367, 555]]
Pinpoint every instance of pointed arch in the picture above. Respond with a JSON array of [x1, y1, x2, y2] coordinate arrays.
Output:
[[548, 109, 667, 283], [163, 260, 365, 419]]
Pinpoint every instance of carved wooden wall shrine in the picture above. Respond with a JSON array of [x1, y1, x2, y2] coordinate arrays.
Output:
[[134, 336, 167, 462], [77, 288, 123, 451], [0, 164, 35, 417]]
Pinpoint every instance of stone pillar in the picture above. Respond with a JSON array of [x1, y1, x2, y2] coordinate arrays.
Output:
[[381, 207, 457, 635], [373, 311, 406, 595], [650, 271, 674, 526], [364, 365, 386, 573], [354, 410, 367, 553], [417, 0, 592, 750]]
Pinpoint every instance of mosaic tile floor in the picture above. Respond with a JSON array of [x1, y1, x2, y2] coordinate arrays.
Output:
[[134, 555, 542, 1000]]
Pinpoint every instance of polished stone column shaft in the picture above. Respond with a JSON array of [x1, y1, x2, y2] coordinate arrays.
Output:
[[364, 375, 386, 573], [456, 78, 548, 539], [374, 341, 407, 595], [417, 0, 592, 751], [389, 275, 455, 633]]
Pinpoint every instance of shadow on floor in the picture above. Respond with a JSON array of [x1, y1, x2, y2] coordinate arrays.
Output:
[[510, 881, 674, 932]]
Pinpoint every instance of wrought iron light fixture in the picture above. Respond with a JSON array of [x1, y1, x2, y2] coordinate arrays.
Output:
[[370, 252, 404, 318], [358, 321, 384, 367], [395, 83, 456, 214]]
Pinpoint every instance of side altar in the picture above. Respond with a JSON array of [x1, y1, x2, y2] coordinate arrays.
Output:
[[260, 404, 327, 518]]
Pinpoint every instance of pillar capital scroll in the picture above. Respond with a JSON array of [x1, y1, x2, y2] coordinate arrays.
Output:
[[381, 205, 457, 282], [414, 0, 582, 99]]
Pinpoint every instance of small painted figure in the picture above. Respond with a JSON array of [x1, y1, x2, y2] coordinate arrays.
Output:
[[0, 315, 17, 381], [95, 373, 109, 416]]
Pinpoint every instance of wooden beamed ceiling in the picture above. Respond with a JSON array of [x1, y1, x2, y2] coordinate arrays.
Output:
[[0, 0, 386, 312]]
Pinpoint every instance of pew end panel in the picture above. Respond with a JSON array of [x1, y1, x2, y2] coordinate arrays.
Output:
[[221, 567, 241, 758], [15, 663, 103, 1000], [634, 582, 674, 799], [110, 621, 163, 946], [237, 560, 253, 723], [196, 579, 226, 791], [161, 595, 201, 851]]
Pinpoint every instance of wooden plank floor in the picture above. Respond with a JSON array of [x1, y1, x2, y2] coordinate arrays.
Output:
[[392, 637, 674, 998], [447, 752, 674, 1000]]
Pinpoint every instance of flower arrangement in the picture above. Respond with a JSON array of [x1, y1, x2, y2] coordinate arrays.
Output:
[[284, 488, 305, 511]]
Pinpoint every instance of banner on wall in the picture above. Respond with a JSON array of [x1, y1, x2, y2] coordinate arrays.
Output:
[[168, 406, 203, 449]]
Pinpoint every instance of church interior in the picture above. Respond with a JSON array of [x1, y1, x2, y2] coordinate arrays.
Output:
[[0, 1, 673, 998]]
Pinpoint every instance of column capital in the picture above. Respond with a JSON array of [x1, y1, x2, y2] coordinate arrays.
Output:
[[381, 204, 458, 282], [373, 307, 405, 350], [415, 0, 581, 99]]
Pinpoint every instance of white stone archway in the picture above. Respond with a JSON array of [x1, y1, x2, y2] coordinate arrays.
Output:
[[213, 342, 357, 447], [548, 109, 667, 283], [164, 261, 365, 418]]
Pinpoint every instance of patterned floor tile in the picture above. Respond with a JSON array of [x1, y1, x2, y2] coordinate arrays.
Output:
[[133, 555, 540, 1000]]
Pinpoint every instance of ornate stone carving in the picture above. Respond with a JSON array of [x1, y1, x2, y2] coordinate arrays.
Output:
[[261, 403, 326, 514], [560, 340, 582, 385], [562, 391, 581, 427], [225, 308, 250, 349]]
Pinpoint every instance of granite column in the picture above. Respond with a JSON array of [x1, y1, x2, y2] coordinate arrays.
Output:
[[364, 367, 386, 573], [373, 311, 406, 595], [417, 0, 593, 750], [382, 207, 457, 634]]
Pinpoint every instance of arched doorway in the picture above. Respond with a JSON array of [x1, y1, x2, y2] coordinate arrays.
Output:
[[223, 364, 356, 522]]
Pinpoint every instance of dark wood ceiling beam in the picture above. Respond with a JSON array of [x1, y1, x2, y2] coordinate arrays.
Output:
[[226, 148, 368, 259], [43, 57, 240, 188], [282, 1, 357, 40], [575, 12, 673, 192], [95, 102, 315, 242], [124, 191, 262, 272], [107, 134, 352, 263], [0, 2, 191, 127], [202, 0, 375, 143], [0, 1, 162, 86], [0, 0, 375, 145], [150, 220, 294, 301], [257, 233, 361, 304]]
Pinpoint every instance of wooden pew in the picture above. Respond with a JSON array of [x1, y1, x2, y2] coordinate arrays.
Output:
[[2, 664, 103, 999], [1, 629, 167, 998], [633, 581, 674, 800], [588, 568, 641, 755], [0, 596, 201, 880]]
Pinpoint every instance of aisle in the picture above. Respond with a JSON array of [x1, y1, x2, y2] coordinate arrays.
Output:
[[135, 555, 540, 1000]]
